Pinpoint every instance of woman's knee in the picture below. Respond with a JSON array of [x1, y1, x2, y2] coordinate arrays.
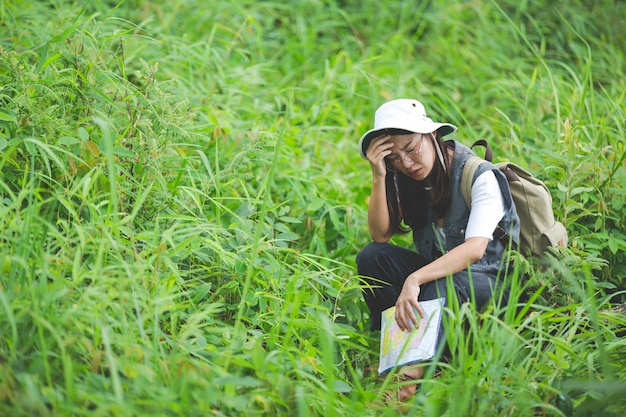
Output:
[[355, 241, 389, 272]]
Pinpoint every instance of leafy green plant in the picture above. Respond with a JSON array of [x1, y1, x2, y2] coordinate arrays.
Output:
[[0, 0, 624, 416]]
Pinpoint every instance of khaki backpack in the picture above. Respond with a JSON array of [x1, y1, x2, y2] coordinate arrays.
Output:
[[461, 140, 568, 257]]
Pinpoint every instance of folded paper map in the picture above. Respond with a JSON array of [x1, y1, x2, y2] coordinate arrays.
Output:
[[378, 297, 445, 375]]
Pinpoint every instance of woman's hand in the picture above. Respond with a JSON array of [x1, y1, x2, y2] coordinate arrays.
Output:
[[365, 134, 394, 179], [395, 275, 426, 331]]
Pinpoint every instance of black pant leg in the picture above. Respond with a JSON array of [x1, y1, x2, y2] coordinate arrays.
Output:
[[356, 242, 428, 330]]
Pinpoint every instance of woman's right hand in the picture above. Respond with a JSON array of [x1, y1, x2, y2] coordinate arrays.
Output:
[[395, 275, 426, 331], [365, 134, 394, 179]]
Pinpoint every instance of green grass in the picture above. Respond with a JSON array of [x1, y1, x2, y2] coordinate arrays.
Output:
[[0, 0, 625, 416]]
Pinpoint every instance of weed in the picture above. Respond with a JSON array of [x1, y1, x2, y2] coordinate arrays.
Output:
[[0, 0, 624, 416]]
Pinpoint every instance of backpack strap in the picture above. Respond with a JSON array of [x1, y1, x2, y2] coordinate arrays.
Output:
[[462, 139, 494, 206], [461, 155, 484, 208], [469, 139, 493, 162]]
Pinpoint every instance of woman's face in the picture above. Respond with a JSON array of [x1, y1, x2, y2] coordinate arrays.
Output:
[[386, 133, 435, 181]]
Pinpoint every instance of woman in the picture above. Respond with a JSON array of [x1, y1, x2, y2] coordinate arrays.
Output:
[[356, 99, 520, 402]]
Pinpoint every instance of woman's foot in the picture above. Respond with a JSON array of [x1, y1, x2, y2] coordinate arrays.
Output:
[[367, 365, 429, 412], [396, 365, 423, 402]]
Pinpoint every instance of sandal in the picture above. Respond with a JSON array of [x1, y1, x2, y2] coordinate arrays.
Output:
[[364, 365, 419, 412], [366, 364, 441, 412], [385, 369, 421, 404], [381, 366, 443, 410]]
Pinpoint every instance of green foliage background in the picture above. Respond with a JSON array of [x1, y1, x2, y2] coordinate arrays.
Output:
[[0, 0, 624, 416]]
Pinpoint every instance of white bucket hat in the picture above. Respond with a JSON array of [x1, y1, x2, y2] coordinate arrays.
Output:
[[358, 99, 457, 159]]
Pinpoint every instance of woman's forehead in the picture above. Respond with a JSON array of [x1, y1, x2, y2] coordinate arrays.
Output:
[[389, 132, 421, 147]]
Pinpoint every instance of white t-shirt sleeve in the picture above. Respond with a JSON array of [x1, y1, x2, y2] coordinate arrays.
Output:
[[465, 170, 506, 240]]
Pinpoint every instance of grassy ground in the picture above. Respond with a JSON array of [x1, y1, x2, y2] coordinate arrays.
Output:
[[0, 0, 625, 416]]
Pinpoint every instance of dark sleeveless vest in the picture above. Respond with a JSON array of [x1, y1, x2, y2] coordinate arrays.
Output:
[[411, 141, 520, 274]]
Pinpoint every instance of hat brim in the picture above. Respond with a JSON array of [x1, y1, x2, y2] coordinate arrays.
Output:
[[358, 123, 456, 159]]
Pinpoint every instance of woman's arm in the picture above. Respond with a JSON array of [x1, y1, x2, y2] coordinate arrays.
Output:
[[368, 176, 393, 242], [394, 237, 489, 330], [365, 135, 395, 242]]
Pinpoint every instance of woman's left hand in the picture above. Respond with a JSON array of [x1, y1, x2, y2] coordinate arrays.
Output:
[[395, 276, 426, 331]]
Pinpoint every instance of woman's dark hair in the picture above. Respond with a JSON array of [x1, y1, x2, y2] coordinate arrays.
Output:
[[385, 133, 454, 234]]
